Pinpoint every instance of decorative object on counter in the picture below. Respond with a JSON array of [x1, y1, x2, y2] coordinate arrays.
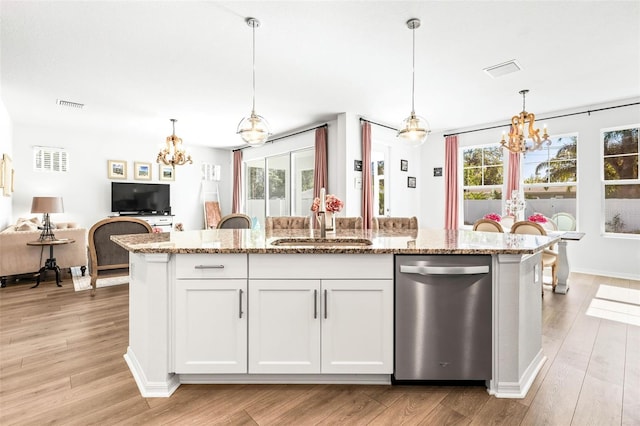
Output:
[[237, 17, 271, 145], [311, 191, 343, 232], [31, 196, 64, 241], [107, 159, 127, 179], [500, 89, 550, 154], [134, 162, 152, 180], [505, 190, 526, 221], [483, 213, 502, 222], [527, 213, 547, 224], [397, 18, 430, 146], [157, 119, 193, 167]]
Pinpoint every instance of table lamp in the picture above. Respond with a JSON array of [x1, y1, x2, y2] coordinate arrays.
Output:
[[31, 196, 64, 241]]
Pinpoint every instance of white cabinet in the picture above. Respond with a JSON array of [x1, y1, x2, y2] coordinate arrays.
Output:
[[248, 278, 393, 374], [321, 280, 393, 374], [248, 280, 321, 374], [174, 254, 248, 374], [131, 215, 174, 232], [247, 253, 394, 375]]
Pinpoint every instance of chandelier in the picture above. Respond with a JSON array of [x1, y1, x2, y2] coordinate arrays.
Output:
[[397, 18, 430, 147], [500, 89, 550, 154], [237, 17, 271, 146], [157, 119, 192, 166]]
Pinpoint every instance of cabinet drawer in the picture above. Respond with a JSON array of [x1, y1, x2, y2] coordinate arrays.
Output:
[[176, 254, 248, 279]]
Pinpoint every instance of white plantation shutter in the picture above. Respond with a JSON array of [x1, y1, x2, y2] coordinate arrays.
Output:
[[34, 146, 68, 172]]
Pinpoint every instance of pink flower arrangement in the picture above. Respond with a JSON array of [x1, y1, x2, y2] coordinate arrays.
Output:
[[528, 213, 547, 223], [483, 213, 502, 222], [311, 194, 344, 213]]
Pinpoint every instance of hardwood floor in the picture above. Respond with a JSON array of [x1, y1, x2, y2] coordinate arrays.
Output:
[[1, 272, 638, 425]]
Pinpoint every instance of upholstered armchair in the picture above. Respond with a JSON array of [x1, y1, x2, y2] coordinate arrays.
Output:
[[373, 216, 418, 231], [87, 217, 152, 296], [264, 216, 310, 232], [335, 216, 363, 230]]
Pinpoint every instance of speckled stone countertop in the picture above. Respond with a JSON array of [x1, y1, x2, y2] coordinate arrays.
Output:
[[111, 228, 558, 255]]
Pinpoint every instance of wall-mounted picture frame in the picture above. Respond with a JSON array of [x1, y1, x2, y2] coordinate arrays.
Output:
[[354, 160, 363, 171], [407, 176, 416, 188], [159, 164, 175, 181], [108, 160, 127, 179], [2, 153, 13, 196], [134, 161, 152, 180], [400, 159, 408, 172]]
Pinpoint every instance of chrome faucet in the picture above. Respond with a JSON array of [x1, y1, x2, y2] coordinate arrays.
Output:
[[319, 211, 326, 238]]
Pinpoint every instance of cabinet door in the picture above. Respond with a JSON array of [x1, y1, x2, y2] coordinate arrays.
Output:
[[248, 280, 321, 374], [321, 279, 393, 374], [174, 279, 247, 374]]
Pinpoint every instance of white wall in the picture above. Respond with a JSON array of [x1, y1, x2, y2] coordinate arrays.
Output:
[[420, 98, 640, 279], [0, 100, 12, 230], [10, 122, 231, 231]]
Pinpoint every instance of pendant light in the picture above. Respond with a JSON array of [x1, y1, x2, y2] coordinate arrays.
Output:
[[397, 18, 430, 146], [237, 17, 271, 146], [500, 89, 551, 154], [157, 119, 192, 166]]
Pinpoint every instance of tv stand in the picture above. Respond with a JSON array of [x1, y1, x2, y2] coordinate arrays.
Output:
[[114, 214, 174, 232]]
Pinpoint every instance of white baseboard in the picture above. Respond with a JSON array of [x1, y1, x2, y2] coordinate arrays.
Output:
[[124, 346, 180, 398], [179, 373, 391, 385], [489, 349, 546, 399], [572, 267, 640, 281]]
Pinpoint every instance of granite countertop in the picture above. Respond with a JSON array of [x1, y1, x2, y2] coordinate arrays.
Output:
[[111, 228, 559, 255]]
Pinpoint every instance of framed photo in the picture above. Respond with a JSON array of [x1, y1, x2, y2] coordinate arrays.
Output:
[[108, 160, 127, 179], [354, 160, 363, 171], [134, 162, 152, 180], [407, 176, 416, 188], [400, 159, 408, 172], [159, 164, 175, 181]]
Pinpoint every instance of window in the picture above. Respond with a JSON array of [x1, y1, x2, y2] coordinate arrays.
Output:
[[371, 144, 389, 217], [602, 126, 639, 236], [462, 145, 503, 225], [522, 135, 578, 225], [33, 146, 68, 172], [244, 148, 314, 228]]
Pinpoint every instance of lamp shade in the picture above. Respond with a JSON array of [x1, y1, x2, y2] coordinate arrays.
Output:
[[31, 197, 64, 214], [397, 112, 430, 146]]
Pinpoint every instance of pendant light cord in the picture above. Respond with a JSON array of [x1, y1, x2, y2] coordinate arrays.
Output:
[[252, 22, 256, 114], [411, 24, 416, 114]]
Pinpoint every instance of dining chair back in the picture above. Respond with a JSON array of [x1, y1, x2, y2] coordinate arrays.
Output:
[[335, 216, 363, 230], [511, 220, 558, 294], [551, 212, 576, 231], [217, 213, 251, 229], [472, 218, 504, 233], [264, 216, 310, 232], [373, 216, 418, 231]]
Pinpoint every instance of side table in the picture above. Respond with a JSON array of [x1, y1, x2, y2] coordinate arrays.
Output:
[[26, 239, 76, 288]]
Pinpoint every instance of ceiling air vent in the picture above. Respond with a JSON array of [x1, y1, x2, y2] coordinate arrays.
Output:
[[483, 60, 522, 78], [56, 99, 85, 109]]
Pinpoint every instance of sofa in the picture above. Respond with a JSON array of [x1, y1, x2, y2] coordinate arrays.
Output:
[[0, 217, 88, 287]]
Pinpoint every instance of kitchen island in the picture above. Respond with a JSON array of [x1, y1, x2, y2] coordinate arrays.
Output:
[[112, 228, 557, 399]]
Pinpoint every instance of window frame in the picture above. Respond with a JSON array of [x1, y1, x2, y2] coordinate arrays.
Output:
[[460, 143, 505, 226]]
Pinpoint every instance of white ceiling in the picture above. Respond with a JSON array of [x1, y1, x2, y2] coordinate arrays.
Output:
[[1, 1, 639, 149]]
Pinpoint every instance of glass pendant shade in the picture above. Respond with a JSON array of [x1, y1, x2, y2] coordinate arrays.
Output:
[[237, 111, 271, 145], [398, 112, 430, 146]]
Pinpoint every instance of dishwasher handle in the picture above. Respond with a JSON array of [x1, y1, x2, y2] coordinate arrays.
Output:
[[400, 264, 489, 275]]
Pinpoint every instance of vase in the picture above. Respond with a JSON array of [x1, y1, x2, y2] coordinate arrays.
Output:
[[317, 211, 335, 232]]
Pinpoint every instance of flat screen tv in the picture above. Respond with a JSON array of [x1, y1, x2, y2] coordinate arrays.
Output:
[[111, 182, 171, 215]]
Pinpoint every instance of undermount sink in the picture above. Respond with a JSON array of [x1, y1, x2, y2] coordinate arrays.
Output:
[[271, 238, 373, 247]]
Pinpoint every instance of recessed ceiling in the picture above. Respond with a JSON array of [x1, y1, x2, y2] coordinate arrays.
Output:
[[1, 1, 639, 148]]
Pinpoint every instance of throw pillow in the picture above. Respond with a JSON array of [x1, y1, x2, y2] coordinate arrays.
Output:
[[14, 217, 42, 231]]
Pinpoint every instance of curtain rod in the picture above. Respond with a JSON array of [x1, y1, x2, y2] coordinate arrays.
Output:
[[443, 101, 640, 138], [233, 123, 328, 152], [359, 117, 398, 132]]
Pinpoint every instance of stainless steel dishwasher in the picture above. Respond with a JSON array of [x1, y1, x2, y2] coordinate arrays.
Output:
[[394, 255, 492, 381]]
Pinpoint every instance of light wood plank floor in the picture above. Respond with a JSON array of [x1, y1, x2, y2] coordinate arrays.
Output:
[[1, 272, 638, 425]]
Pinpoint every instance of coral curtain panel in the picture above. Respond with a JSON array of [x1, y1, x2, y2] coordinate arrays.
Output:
[[361, 121, 373, 229], [313, 127, 328, 199], [232, 150, 243, 213], [444, 135, 459, 230], [506, 151, 521, 199]]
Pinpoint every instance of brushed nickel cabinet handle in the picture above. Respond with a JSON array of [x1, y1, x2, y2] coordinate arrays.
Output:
[[194, 265, 225, 269], [314, 289, 318, 319], [239, 289, 244, 319], [324, 289, 328, 319]]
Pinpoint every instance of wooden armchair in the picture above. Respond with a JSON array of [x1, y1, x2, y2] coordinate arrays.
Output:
[[217, 213, 251, 229], [510, 220, 558, 294], [87, 217, 152, 296], [473, 218, 504, 233]]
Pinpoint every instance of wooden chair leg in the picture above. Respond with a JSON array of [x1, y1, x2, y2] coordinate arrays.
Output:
[[90, 276, 97, 297]]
